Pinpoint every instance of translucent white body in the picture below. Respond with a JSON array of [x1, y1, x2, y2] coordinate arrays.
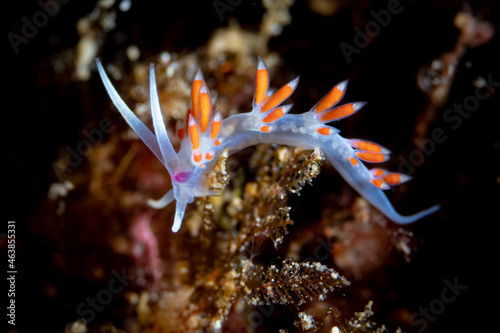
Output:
[[96, 58, 439, 232]]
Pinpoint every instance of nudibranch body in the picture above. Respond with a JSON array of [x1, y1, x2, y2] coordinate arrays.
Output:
[[96, 58, 439, 232]]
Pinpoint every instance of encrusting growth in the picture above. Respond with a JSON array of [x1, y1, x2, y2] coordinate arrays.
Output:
[[96, 57, 439, 232]]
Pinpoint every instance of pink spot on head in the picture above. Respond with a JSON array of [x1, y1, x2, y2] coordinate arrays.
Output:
[[173, 172, 191, 183]]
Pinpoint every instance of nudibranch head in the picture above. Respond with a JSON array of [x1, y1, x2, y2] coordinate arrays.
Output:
[[172, 171, 191, 183]]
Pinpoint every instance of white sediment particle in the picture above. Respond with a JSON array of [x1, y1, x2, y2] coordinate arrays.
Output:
[[160, 52, 171, 64], [314, 262, 327, 272], [298, 312, 315, 330], [338, 146, 348, 159], [48, 181, 74, 200], [119, 0, 131, 11], [126, 45, 140, 62], [134, 103, 149, 116], [166, 62, 179, 78]]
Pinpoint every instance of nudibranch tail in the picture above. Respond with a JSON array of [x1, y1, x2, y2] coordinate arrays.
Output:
[[377, 199, 441, 225]]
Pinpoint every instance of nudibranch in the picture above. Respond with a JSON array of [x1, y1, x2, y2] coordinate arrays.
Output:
[[96, 58, 439, 232]]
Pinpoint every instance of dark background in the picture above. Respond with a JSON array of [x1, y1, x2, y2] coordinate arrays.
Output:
[[3, 0, 500, 332]]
